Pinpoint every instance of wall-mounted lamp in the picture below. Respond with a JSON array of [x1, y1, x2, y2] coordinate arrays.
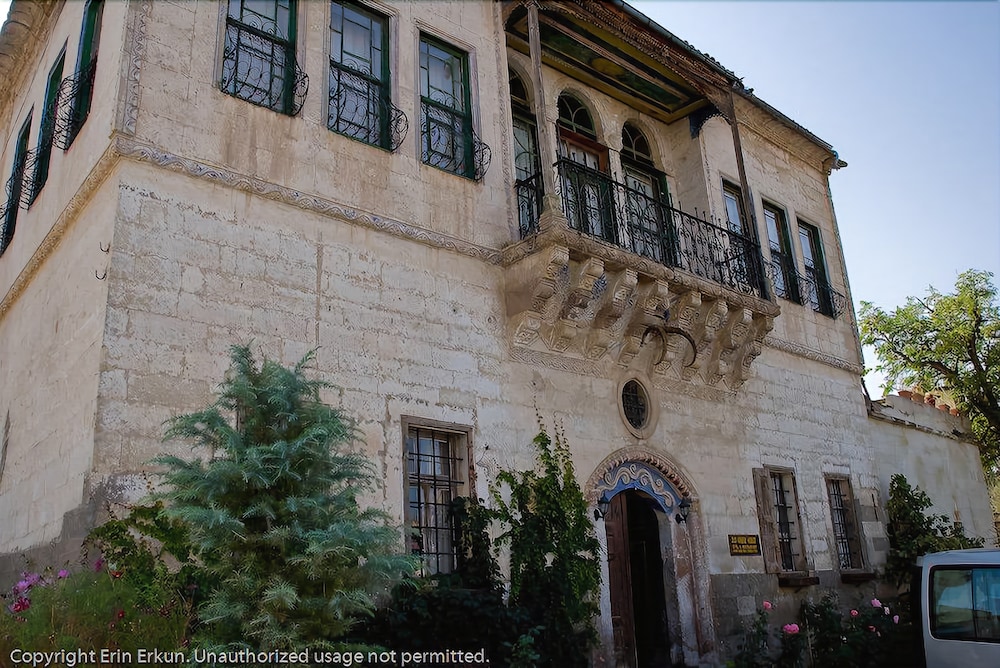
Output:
[[594, 492, 611, 520], [675, 497, 692, 524]]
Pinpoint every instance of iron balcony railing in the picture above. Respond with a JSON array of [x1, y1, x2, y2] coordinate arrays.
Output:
[[765, 258, 847, 318], [517, 159, 769, 298], [328, 58, 408, 152], [54, 57, 98, 150], [420, 91, 491, 181], [221, 15, 309, 116]]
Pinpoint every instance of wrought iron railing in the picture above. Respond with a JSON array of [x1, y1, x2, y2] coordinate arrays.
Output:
[[766, 253, 801, 303], [420, 92, 491, 181], [17, 149, 39, 209], [54, 58, 97, 150], [328, 58, 407, 151], [515, 172, 543, 237], [765, 259, 846, 318], [530, 159, 768, 297], [221, 16, 309, 116], [1, 166, 25, 254]]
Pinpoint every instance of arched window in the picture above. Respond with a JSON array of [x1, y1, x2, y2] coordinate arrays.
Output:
[[510, 70, 542, 236], [621, 123, 674, 264], [556, 94, 613, 243]]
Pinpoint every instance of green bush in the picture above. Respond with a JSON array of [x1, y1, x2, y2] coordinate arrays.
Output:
[[155, 345, 415, 654]]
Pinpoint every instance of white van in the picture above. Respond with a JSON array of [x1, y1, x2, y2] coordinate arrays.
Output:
[[916, 548, 1000, 667]]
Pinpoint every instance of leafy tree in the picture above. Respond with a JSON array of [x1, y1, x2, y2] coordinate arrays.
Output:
[[859, 270, 1000, 466], [491, 428, 602, 668], [885, 473, 983, 589], [155, 345, 413, 655]]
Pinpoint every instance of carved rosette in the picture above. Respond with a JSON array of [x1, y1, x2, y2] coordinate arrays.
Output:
[[504, 238, 777, 389]]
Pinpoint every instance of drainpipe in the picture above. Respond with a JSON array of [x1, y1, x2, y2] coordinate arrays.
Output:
[[525, 0, 565, 228], [727, 88, 770, 300]]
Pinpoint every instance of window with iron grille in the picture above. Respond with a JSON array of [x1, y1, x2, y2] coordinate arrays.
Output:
[[798, 221, 834, 316], [406, 424, 469, 575], [221, 0, 305, 116], [1, 114, 33, 257], [763, 202, 798, 302], [419, 35, 474, 178], [328, 1, 399, 150], [61, 0, 103, 150], [826, 477, 863, 570], [753, 467, 807, 574], [510, 70, 541, 237], [30, 51, 65, 206]]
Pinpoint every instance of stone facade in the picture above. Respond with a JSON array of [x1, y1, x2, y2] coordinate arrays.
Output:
[[0, 1, 993, 666]]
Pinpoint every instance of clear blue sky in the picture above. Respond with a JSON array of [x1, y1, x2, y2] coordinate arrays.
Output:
[[3, 1, 997, 393], [635, 1, 1000, 394]]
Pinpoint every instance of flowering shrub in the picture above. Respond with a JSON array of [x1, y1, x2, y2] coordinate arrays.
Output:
[[731, 594, 903, 668], [0, 564, 191, 656]]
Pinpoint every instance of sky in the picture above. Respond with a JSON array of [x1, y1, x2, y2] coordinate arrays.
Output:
[[2, 1, 997, 395]]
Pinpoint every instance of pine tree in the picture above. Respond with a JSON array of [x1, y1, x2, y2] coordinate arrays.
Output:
[[155, 345, 413, 655]]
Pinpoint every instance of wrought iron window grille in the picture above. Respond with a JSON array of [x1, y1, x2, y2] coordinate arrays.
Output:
[[515, 172, 543, 237], [771, 473, 798, 571], [328, 57, 407, 151], [420, 90, 491, 181], [19, 150, 40, 209], [765, 260, 846, 318], [535, 159, 768, 297], [827, 479, 858, 570], [221, 14, 309, 116], [54, 58, 98, 150]]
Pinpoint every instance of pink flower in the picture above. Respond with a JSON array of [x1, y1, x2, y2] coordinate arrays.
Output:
[[850, 609, 859, 617], [893, 615, 899, 624], [93, 558, 104, 572], [869, 625, 877, 632], [13, 580, 29, 593], [783, 623, 800, 634], [871, 598, 882, 608], [57, 569, 69, 579], [762, 600, 773, 611], [9, 596, 30, 613]]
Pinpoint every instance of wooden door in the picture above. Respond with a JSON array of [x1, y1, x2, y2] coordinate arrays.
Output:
[[606, 492, 637, 667]]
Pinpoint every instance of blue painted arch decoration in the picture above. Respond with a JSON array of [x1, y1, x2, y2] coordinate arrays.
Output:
[[587, 448, 693, 514]]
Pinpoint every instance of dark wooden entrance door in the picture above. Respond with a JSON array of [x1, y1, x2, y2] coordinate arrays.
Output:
[[605, 491, 671, 668]]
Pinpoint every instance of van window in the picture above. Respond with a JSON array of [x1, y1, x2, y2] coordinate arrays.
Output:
[[930, 566, 1000, 641]]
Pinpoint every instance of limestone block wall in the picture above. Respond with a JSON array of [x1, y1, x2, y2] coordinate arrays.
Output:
[[130, 0, 510, 251], [0, 177, 118, 557], [871, 394, 994, 543]]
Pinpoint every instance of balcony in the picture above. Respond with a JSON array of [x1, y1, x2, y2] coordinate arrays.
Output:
[[765, 257, 847, 319], [504, 160, 779, 391], [543, 160, 769, 297]]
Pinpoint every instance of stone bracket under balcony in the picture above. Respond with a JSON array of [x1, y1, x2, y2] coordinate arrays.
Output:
[[503, 233, 779, 390]]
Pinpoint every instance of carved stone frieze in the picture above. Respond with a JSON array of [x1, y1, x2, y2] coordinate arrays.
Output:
[[504, 238, 777, 389]]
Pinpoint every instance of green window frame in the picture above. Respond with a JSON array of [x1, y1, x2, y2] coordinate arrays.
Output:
[[1, 115, 33, 256], [763, 202, 798, 302], [31, 50, 66, 205], [328, 0, 396, 150], [64, 0, 104, 149], [222, 0, 303, 116], [723, 181, 748, 236], [419, 35, 475, 179], [798, 221, 834, 316]]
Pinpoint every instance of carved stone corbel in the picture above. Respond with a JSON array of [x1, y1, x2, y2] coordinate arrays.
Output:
[[586, 268, 638, 360], [618, 279, 671, 368]]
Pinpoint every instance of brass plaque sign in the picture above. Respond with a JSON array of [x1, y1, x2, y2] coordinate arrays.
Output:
[[728, 534, 761, 556]]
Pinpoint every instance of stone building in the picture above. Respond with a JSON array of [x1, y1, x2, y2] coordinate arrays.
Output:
[[0, 1, 992, 665]]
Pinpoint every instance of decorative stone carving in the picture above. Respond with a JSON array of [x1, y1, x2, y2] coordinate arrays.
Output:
[[503, 237, 778, 390]]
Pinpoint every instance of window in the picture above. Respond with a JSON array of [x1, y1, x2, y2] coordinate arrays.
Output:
[[31, 51, 66, 205], [222, 0, 307, 116], [723, 181, 748, 236], [825, 476, 864, 570], [419, 35, 479, 179], [405, 423, 470, 575], [931, 567, 1000, 641], [1, 115, 33, 257], [510, 70, 541, 237], [798, 221, 833, 316], [753, 467, 808, 575], [621, 123, 674, 263], [557, 94, 614, 242], [329, 1, 402, 150], [763, 202, 798, 302], [61, 0, 103, 149]]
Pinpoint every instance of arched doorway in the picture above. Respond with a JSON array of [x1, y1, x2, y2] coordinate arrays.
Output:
[[588, 451, 715, 667], [605, 490, 671, 668]]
